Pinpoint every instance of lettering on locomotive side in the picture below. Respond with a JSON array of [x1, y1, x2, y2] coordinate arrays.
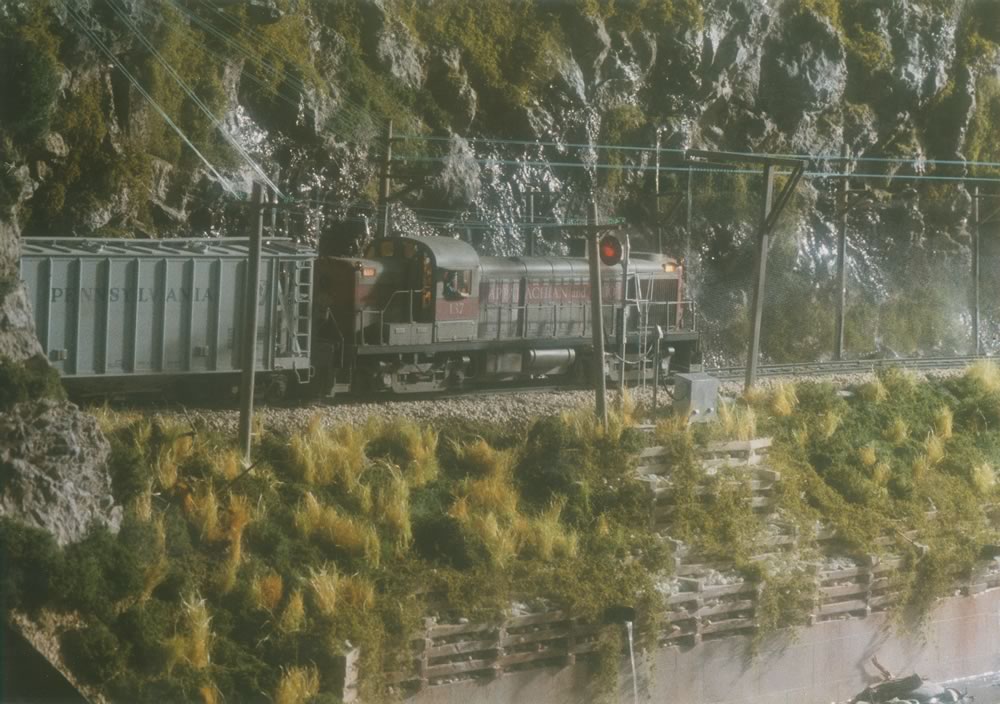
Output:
[[484, 280, 623, 304], [50, 287, 218, 303]]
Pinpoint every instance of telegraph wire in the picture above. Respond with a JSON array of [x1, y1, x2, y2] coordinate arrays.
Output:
[[106, 0, 283, 196], [62, 2, 236, 193]]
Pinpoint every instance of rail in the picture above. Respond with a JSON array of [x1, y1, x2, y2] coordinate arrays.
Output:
[[707, 355, 991, 380]]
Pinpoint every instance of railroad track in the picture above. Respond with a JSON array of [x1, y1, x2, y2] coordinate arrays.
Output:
[[706, 355, 990, 381]]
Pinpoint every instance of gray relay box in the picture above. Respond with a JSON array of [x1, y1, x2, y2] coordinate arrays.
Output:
[[673, 372, 719, 423]]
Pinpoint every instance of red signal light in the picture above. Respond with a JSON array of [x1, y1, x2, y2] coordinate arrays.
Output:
[[599, 235, 623, 266]]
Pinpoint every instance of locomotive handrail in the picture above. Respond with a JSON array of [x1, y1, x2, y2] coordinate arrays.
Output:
[[359, 288, 423, 345]]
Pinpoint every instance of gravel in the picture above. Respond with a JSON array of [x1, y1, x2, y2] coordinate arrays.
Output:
[[127, 367, 969, 438]]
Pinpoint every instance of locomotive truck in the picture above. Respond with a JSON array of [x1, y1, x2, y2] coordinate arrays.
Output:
[[18, 234, 700, 399]]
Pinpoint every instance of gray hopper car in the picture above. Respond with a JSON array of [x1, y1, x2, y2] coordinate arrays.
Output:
[[18, 238, 315, 396]]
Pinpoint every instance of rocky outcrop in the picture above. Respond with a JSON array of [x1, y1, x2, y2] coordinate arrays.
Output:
[[0, 399, 121, 547]]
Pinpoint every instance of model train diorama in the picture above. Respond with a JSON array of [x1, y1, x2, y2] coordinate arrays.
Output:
[[18, 234, 700, 399]]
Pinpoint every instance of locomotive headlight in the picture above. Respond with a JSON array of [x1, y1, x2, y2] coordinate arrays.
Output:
[[362, 266, 376, 277], [662, 263, 677, 273]]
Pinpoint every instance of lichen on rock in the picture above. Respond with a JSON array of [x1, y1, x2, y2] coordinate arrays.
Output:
[[0, 399, 122, 546]]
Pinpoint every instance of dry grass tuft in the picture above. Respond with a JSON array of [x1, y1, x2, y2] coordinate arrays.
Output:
[[820, 410, 842, 440], [770, 381, 798, 417], [274, 665, 320, 704], [251, 572, 284, 613], [198, 684, 220, 704], [294, 492, 380, 566], [289, 420, 369, 487], [885, 418, 909, 445], [912, 454, 931, 482], [339, 574, 376, 611], [307, 565, 338, 619], [858, 445, 877, 467], [973, 463, 996, 495], [466, 512, 518, 567], [517, 501, 578, 561], [181, 595, 212, 670], [935, 406, 954, 440], [395, 421, 440, 487], [214, 448, 244, 481], [376, 468, 412, 555], [278, 589, 306, 633], [452, 437, 513, 476], [719, 402, 757, 441], [858, 378, 888, 404], [461, 470, 519, 519], [187, 482, 224, 543], [967, 360, 1000, 394], [924, 433, 946, 466], [872, 461, 891, 486]]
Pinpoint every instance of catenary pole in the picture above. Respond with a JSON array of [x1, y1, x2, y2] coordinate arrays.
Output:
[[588, 199, 608, 430], [239, 183, 265, 463]]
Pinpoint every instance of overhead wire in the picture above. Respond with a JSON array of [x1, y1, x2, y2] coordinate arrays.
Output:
[[61, 2, 236, 194], [398, 133, 1000, 172], [106, 0, 283, 196], [178, 0, 385, 139]]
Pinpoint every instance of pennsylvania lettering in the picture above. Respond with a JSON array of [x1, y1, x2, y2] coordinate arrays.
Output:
[[51, 287, 216, 303]]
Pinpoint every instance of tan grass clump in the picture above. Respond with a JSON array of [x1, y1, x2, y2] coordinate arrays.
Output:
[[769, 381, 798, 417], [966, 360, 1000, 394], [820, 410, 842, 440], [934, 406, 954, 440], [858, 445, 877, 467], [307, 565, 339, 619], [339, 574, 376, 611], [274, 665, 320, 704], [924, 433, 945, 466], [176, 595, 213, 670], [394, 421, 440, 487], [279, 589, 306, 633], [973, 463, 996, 495], [140, 515, 169, 601], [251, 572, 284, 613], [885, 418, 909, 445], [376, 469, 412, 555], [289, 419, 369, 487], [198, 684, 220, 704], [461, 470, 519, 519], [466, 512, 518, 567], [719, 402, 757, 441], [214, 448, 244, 481], [188, 482, 224, 543], [912, 455, 931, 482], [452, 437, 513, 477], [858, 378, 888, 404], [294, 492, 380, 566], [518, 501, 578, 561], [872, 461, 891, 486]]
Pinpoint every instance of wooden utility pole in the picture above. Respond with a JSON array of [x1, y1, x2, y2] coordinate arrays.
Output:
[[834, 145, 850, 361], [379, 120, 393, 239], [745, 165, 775, 391], [973, 185, 981, 356], [239, 183, 266, 463], [588, 199, 608, 430]]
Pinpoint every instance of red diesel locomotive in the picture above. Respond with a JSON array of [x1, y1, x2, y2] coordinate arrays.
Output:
[[310, 235, 700, 396]]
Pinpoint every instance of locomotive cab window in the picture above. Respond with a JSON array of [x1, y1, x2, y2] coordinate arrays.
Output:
[[442, 270, 471, 300]]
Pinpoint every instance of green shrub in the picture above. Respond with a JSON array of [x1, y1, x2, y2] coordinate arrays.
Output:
[[61, 622, 129, 685], [0, 355, 65, 410], [0, 33, 61, 141], [0, 518, 64, 614]]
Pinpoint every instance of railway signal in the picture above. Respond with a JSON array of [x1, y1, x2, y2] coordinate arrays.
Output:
[[599, 234, 623, 266]]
